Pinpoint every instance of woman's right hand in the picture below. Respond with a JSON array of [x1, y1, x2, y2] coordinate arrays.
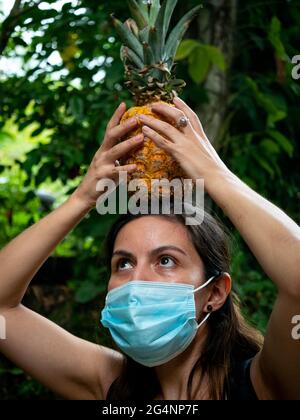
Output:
[[70, 102, 143, 210]]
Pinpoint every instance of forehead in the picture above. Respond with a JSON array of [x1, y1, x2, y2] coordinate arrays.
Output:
[[113, 216, 196, 254]]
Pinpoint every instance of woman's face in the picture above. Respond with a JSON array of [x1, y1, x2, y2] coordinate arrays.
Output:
[[108, 216, 207, 316]]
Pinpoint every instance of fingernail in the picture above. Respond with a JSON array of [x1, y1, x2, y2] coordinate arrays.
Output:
[[135, 134, 144, 141], [128, 118, 137, 125], [139, 115, 147, 120], [142, 126, 150, 132]]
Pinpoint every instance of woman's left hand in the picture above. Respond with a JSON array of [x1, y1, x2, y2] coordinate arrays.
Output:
[[138, 97, 229, 183]]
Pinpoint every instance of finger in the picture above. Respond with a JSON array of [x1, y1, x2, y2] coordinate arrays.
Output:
[[141, 126, 174, 153], [151, 102, 194, 135], [110, 117, 139, 141], [103, 117, 139, 151], [107, 133, 144, 161], [107, 102, 126, 130], [115, 163, 137, 173], [138, 114, 181, 144], [173, 97, 205, 137], [110, 164, 138, 186]]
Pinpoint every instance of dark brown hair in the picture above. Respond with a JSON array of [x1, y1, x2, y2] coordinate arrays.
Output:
[[103, 202, 263, 400]]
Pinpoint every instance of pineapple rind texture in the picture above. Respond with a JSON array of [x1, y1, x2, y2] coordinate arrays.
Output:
[[119, 101, 186, 195]]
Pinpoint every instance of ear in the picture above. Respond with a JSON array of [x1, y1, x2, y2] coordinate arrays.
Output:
[[205, 272, 232, 313]]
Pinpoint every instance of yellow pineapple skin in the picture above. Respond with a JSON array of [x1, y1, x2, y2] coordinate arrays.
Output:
[[119, 101, 186, 195]]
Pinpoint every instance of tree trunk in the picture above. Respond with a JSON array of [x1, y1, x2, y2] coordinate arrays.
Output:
[[196, 0, 237, 146]]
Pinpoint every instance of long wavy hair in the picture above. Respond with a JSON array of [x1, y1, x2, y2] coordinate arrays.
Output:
[[102, 202, 263, 400]]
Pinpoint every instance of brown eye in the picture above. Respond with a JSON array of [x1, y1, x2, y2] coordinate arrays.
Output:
[[159, 256, 176, 268]]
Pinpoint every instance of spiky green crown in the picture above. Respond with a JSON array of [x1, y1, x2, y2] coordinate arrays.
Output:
[[111, 0, 201, 105]]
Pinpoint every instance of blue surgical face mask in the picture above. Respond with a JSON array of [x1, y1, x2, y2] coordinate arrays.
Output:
[[100, 275, 217, 367]]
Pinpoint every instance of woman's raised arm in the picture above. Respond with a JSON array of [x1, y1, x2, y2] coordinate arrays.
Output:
[[0, 103, 143, 399], [0, 196, 91, 310], [138, 97, 300, 399], [207, 171, 300, 297]]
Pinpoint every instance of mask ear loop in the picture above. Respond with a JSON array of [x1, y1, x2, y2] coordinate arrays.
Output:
[[193, 274, 218, 293], [196, 312, 211, 330], [193, 273, 222, 330]]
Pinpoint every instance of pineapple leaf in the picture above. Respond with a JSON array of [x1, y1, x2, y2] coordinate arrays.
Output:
[[169, 78, 186, 87], [165, 6, 202, 63], [111, 14, 144, 60], [128, 0, 148, 29], [124, 18, 139, 38], [155, 0, 178, 50], [143, 42, 155, 65], [148, 27, 161, 62], [149, 0, 161, 27], [137, 0, 150, 18], [121, 46, 144, 69], [139, 27, 150, 44]]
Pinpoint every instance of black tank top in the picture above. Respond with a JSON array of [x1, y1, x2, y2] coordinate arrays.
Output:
[[226, 358, 258, 400]]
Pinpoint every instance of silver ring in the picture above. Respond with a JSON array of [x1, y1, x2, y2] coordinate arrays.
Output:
[[176, 116, 189, 129]]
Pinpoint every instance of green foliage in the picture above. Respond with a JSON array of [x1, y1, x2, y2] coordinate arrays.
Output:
[[230, 234, 277, 334], [176, 39, 226, 83], [268, 16, 287, 61], [0, 0, 300, 399]]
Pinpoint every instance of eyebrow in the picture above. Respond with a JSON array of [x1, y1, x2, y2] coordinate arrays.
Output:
[[112, 245, 187, 260]]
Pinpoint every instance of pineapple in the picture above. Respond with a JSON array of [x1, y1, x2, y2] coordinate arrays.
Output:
[[111, 0, 201, 195]]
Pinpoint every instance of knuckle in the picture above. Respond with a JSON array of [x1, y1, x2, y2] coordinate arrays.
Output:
[[126, 118, 135, 127], [100, 150, 108, 161], [160, 121, 169, 130], [95, 169, 103, 179], [177, 110, 185, 118], [105, 132, 112, 142], [92, 159, 99, 170], [129, 137, 138, 145]]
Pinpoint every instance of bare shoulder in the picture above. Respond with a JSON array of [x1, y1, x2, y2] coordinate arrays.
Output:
[[95, 345, 125, 400]]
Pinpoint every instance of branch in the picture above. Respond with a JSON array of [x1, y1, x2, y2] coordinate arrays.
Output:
[[0, 0, 43, 57], [0, 0, 23, 56]]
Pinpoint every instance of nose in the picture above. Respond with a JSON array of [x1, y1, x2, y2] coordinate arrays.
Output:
[[130, 260, 158, 283]]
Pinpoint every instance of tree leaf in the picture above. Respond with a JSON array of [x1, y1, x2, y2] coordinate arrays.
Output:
[[253, 154, 275, 177], [175, 39, 199, 61], [69, 96, 84, 119], [188, 46, 210, 84], [74, 281, 105, 304], [260, 139, 280, 155], [268, 130, 294, 157], [204, 45, 226, 71], [268, 16, 287, 60]]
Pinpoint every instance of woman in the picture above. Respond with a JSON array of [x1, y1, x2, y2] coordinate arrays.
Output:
[[0, 97, 299, 400]]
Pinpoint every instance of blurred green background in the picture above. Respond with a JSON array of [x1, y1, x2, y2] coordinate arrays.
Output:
[[0, 0, 299, 399]]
